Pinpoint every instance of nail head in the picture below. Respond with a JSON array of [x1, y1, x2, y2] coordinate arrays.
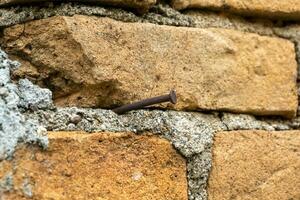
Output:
[[169, 90, 177, 104]]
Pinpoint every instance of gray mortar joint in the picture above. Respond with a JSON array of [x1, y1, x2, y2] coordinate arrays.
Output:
[[0, 48, 50, 160]]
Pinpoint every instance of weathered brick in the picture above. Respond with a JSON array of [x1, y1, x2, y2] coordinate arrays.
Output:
[[2, 15, 297, 117], [171, 0, 300, 20], [0, 132, 187, 199], [0, 0, 155, 13], [208, 130, 300, 200]]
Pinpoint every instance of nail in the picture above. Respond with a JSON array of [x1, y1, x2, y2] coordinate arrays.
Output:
[[113, 90, 177, 114]]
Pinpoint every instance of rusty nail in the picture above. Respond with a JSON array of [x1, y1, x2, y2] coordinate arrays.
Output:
[[112, 90, 177, 114]]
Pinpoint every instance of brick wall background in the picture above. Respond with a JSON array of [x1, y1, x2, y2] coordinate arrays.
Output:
[[0, 1, 299, 200]]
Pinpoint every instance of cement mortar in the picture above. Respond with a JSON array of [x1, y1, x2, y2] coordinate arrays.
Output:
[[0, 49, 49, 161], [0, 3, 195, 28], [222, 113, 300, 131], [18, 79, 53, 111]]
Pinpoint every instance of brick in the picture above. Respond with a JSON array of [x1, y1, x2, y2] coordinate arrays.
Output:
[[208, 130, 300, 200], [2, 15, 297, 117], [171, 0, 300, 20], [0, 132, 187, 200], [0, 0, 155, 13]]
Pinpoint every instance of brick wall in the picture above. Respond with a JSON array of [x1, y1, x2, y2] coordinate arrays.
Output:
[[0, 1, 299, 200]]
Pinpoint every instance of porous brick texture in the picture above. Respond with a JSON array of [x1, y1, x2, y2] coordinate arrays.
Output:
[[208, 130, 300, 200], [171, 0, 300, 20], [2, 15, 298, 117], [0, 132, 188, 200]]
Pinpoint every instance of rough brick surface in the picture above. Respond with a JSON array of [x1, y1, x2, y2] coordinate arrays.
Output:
[[0, 132, 187, 200], [171, 0, 300, 19], [0, 0, 155, 13], [208, 130, 300, 200], [2, 15, 298, 117]]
